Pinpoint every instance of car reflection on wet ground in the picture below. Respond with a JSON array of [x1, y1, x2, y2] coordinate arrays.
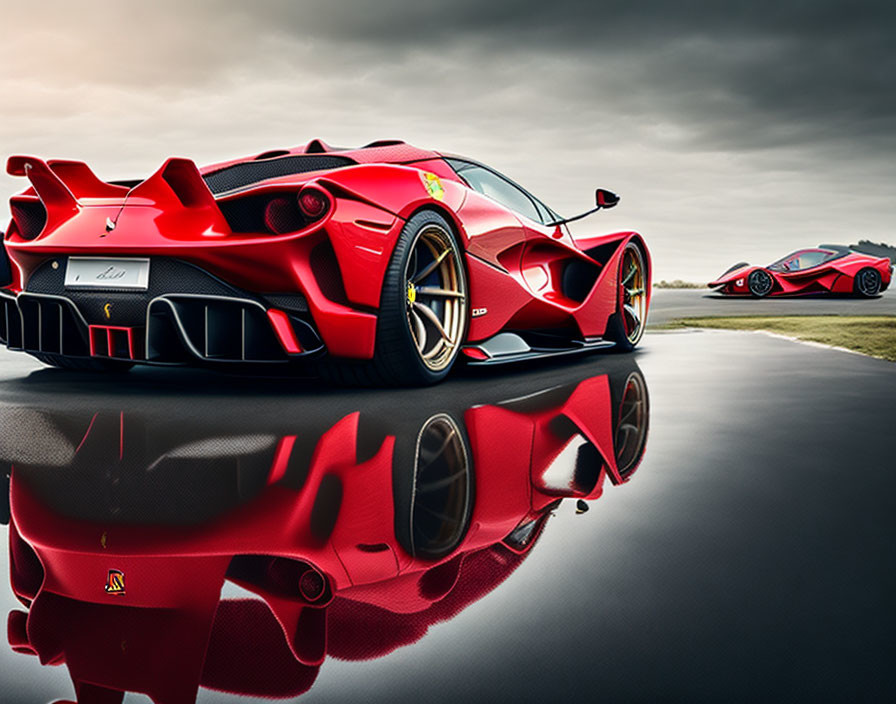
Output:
[[1, 329, 895, 702]]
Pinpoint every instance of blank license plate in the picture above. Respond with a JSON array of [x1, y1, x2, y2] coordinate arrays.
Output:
[[64, 257, 150, 290]]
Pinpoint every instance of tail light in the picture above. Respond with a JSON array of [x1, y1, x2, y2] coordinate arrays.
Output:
[[263, 196, 302, 235], [298, 568, 328, 603], [218, 186, 331, 236], [297, 187, 330, 219]]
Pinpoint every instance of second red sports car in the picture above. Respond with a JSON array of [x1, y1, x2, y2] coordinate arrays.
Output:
[[0, 140, 650, 384], [709, 245, 891, 298]]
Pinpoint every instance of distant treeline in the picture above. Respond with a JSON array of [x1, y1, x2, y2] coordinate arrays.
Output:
[[654, 279, 703, 289]]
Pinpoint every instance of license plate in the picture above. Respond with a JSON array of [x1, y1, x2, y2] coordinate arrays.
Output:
[[65, 257, 150, 290]]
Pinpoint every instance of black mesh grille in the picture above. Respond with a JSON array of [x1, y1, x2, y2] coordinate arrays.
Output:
[[310, 241, 348, 305], [10, 201, 47, 241], [203, 155, 355, 195], [26, 258, 249, 326]]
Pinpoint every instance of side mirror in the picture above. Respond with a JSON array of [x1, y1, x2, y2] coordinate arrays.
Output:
[[595, 188, 619, 209], [546, 188, 621, 227]]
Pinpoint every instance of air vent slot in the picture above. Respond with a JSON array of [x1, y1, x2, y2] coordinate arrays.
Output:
[[0, 296, 23, 348], [147, 296, 288, 363], [13, 294, 90, 356], [10, 199, 47, 241]]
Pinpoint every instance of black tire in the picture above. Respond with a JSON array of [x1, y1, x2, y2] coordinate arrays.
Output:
[[607, 242, 648, 351], [28, 352, 134, 373], [609, 369, 650, 482], [317, 211, 468, 386], [747, 269, 774, 297], [854, 267, 882, 297], [391, 411, 473, 561]]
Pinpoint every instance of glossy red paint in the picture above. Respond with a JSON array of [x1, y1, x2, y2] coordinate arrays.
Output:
[[267, 309, 303, 354], [1, 140, 649, 377], [4, 367, 649, 701], [710, 246, 892, 297], [88, 325, 139, 359]]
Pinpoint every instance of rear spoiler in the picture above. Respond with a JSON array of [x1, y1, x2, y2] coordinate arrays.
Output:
[[6, 155, 229, 239], [7, 155, 128, 201]]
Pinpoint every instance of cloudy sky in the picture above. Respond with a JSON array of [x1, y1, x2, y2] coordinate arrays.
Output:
[[1, 0, 894, 281]]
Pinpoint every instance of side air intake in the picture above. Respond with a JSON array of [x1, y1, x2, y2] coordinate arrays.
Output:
[[9, 199, 48, 241]]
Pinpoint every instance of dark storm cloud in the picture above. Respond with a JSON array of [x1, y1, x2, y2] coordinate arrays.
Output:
[[7, 1, 894, 153], [1, 1, 894, 280], [239, 0, 896, 152]]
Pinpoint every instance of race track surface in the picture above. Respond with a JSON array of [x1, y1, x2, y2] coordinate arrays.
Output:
[[1, 326, 893, 702], [648, 287, 896, 326]]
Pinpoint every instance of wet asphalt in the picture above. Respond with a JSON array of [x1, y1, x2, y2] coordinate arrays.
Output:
[[0, 328, 894, 702]]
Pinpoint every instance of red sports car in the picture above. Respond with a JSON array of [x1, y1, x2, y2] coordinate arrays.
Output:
[[709, 245, 892, 297], [0, 140, 650, 384], [3, 365, 649, 702]]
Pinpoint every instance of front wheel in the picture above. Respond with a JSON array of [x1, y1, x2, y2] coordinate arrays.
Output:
[[854, 267, 882, 297], [608, 242, 648, 351], [748, 269, 774, 297]]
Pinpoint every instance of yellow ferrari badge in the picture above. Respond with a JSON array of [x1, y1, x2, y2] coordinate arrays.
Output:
[[421, 172, 445, 201], [105, 569, 126, 596]]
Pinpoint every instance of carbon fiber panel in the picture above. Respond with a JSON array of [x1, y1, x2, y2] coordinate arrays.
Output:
[[27, 258, 248, 326], [203, 155, 354, 195]]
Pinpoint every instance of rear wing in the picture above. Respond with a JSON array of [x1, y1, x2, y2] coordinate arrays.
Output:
[[5, 156, 228, 240]]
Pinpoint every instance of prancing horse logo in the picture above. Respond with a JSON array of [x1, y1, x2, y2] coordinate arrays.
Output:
[[104, 569, 126, 596], [103, 303, 113, 320]]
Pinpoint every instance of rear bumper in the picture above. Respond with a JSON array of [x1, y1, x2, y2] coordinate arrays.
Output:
[[0, 258, 332, 367]]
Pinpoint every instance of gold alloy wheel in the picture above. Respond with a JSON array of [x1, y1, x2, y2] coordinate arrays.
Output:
[[409, 413, 472, 558], [620, 245, 647, 345], [404, 224, 467, 371], [614, 372, 649, 479]]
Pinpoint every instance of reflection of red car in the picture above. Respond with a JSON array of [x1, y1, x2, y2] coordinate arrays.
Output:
[[0, 140, 650, 384], [709, 245, 892, 297], [4, 366, 648, 703]]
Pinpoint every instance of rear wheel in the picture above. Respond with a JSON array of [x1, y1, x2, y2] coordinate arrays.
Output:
[[317, 210, 468, 386], [608, 242, 648, 351], [611, 370, 650, 482], [393, 412, 473, 560], [854, 267, 882, 297], [28, 352, 134, 373], [748, 269, 774, 297]]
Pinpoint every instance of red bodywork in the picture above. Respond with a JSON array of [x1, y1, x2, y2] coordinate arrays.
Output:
[[709, 246, 892, 296], [3, 367, 649, 703], [0, 140, 650, 369]]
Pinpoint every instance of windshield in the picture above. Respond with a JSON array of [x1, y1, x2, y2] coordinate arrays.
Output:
[[768, 248, 839, 272], [444, 158, 561, 225]]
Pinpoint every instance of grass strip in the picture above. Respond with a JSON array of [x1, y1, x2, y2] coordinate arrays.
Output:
[[660, 315, 896, 361]]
